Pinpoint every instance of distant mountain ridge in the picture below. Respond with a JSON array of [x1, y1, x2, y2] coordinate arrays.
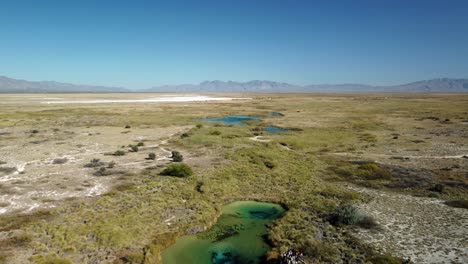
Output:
[[1, 76, 467, 93], [0, 76, 129, 93], [147, 78, 468, 93]]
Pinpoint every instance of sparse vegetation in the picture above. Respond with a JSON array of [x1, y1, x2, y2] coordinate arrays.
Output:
[[112, 150, 126, 156], [84, 158, 105, 168], [1, 94, 466, 264]]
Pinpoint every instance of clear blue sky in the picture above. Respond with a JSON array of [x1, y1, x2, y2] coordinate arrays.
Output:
[[1, 0, 467, 88]]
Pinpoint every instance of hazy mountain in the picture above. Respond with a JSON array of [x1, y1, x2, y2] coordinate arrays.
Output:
[[380, 78, 468, 93], [0, 76, 129, 93], [1, 75, 467, 93], [147, 78, 468, 93], [144, 80, 297, 93]]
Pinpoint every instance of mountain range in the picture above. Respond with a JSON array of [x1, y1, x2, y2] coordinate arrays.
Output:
[[1, 76, 467, 93]]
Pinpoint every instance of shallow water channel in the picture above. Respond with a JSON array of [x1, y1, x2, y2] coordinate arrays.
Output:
[[162, 201, 285, 264]]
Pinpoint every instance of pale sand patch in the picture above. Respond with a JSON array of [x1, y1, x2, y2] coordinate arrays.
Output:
[[42, 96, 251, 104], [349, 185, 468, 264]]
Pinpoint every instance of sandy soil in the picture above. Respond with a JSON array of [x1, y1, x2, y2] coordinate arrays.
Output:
[[350, 185, 468, 264], [0, 125, 190, 214]]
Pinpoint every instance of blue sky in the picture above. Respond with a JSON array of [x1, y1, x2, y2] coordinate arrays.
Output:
[[1, 0, 467, 88]]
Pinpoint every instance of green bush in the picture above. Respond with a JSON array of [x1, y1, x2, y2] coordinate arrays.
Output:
[[160, 163, 193, 178], [171, 151, 183, 162], [137, 142, 145, 147]]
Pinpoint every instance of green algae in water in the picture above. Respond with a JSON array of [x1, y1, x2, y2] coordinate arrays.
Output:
[[162, 201, 285, 264]]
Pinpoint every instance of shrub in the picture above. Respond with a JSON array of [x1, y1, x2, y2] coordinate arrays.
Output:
[[429, 183, 444, 193], [160, 163, 193, 177], [31, 129, 39, 134], [180, 132, 190, 138], [84, 158, 105, 168], [113, 150, 126, 156], [171, 151, 183, 162], [130, 145, 139, 152], [328, 204, 362, 226], [196, 124, 203, 129], [328, 204, 378, 229], [137, 142, 145, 147], [125, 125, 131, 129], [148, 153, 156, 160]]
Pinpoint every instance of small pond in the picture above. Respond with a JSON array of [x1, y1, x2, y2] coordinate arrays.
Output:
[[162, 201, 285, 264], [202, 116, 261, 126], [265, 126, 289, 134]]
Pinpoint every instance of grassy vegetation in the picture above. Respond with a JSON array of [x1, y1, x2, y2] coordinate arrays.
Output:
[[0, 94, 466, 263]]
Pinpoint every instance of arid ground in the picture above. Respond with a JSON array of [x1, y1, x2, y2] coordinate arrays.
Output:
[[0, 93, 467, 264]]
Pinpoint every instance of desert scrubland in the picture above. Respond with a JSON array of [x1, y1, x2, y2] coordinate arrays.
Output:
[[0, 93, 467, 264]]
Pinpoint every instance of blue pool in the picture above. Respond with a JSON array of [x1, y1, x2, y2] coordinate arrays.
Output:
[[202, 116, 261, 126], [265, 126, 289, 134]]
